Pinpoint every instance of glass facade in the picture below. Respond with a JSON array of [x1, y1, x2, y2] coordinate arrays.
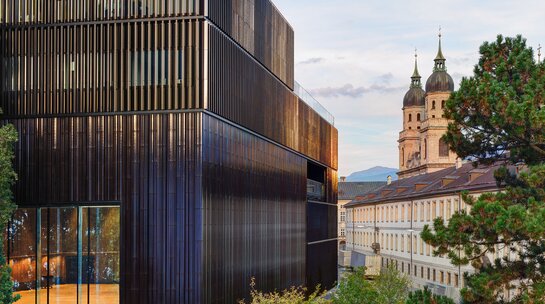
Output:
[[7, 206, 119, 304]]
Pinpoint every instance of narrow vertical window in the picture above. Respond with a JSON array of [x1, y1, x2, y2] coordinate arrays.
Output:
[[142, 50, 148, 86], [158, 50, 162, 85], [177, 49, 183, 83], [163, 50, 168, 85], [424, 139, 427, 159], [439, 138, 449, 157], [151, 50, 156, 85], [130, 51, 134, 86]]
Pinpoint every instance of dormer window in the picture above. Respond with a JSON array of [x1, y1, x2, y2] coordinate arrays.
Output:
[[441, 176, 459, 187], [415, 183, 428, 191], [469, 169, 487, 182]]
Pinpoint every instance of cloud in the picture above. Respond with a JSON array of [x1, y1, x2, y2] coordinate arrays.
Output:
[[375, 73, 394, 84], [310, 83, 405, 98], [451, 72, 468, 79], [297, 57, 325, 65], [273, 0, 545, 176], [449, 56, 475, 65]]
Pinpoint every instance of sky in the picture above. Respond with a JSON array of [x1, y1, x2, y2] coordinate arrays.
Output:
[[272, 0, 545, 177]]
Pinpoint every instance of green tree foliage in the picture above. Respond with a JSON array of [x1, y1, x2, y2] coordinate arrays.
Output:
[[443, 35, 545, 165], [0, 115, 19, 303], [333, 265, 411, 304], [406, 287, 456, 304], [333, 267, 378, 304], [242, 266, 454, 304], [422, 35, 545, 303], [238, 277, 330, 304]]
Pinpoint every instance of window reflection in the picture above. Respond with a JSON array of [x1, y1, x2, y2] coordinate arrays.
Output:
[[9, 209, 38, 303], [3, 49, 184, 92], [40, 208, 78, 304], [7, 206, 120, 304], [83, 207, 120, 304], [0, 0, 199, 24]]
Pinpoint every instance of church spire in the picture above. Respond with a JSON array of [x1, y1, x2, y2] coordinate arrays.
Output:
[[411, 49, 422, 88], [434, 27, 447, 72]]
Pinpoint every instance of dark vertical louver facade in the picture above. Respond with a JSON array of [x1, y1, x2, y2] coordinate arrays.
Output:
[[0, 1, 338, 303]]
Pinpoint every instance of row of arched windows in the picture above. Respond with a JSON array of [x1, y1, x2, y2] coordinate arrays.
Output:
[[406, 100, 447, 123], [430, 100, 446, 110], [407, 113, 421, 122], [416, 138, 449, 160]]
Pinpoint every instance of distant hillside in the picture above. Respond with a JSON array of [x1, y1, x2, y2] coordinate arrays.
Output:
[[346, 166, 398, 182]]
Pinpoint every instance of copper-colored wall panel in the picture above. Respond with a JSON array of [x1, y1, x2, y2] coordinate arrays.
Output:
[[201, 114, 307, 303], [207, 0, 294, 88], [0, 19, 336, 169], [1, 0, 338, 302], [0, 20, 205, 115], [207, 24, 337, 169], [9, 113, 203, 303], [0, 0, 205, 24], [6, 111, 335, 303], [0, 0, 293, 88], [307, 240, 337, 292]]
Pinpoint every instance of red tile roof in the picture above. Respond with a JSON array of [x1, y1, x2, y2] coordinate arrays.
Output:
[[345, 162, 508, 208], [338, 182, 387, 200]]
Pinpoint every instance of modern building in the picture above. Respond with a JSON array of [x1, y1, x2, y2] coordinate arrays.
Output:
[[0, 1, 338, 304], [398, 33, 457, 179]]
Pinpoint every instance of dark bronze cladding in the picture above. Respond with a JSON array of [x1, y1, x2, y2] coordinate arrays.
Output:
[[1, 0, 338, 303], [0, 0, 294, 89], [0, 20, 206, 114], [208, 0, 295, 88], [0, 17, 332, 168], [207, 24, 336, 169]]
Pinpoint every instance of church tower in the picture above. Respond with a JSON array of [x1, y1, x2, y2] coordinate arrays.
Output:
[[398, 32, 458, 179], [398, 52, 425, 173]]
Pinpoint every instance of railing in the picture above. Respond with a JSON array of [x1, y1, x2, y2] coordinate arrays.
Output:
[[294, 81, 335, 126]]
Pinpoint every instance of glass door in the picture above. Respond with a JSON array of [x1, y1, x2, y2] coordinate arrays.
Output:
[[82, 207, 120, 304], [7, 206, 120, 304]]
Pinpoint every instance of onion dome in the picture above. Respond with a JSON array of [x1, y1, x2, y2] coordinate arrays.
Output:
[[403, 52, 426, 107], [425, 32, 455, 93]]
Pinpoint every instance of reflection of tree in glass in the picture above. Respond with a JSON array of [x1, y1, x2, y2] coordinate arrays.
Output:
[[45, 208, 78, 286], [8, 209, 37, 291], [88, 208, 120, 283], [9, 210, 35, 255]]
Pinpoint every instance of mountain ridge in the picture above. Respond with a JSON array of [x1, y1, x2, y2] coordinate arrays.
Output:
[[345, 166, 398, 182]]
